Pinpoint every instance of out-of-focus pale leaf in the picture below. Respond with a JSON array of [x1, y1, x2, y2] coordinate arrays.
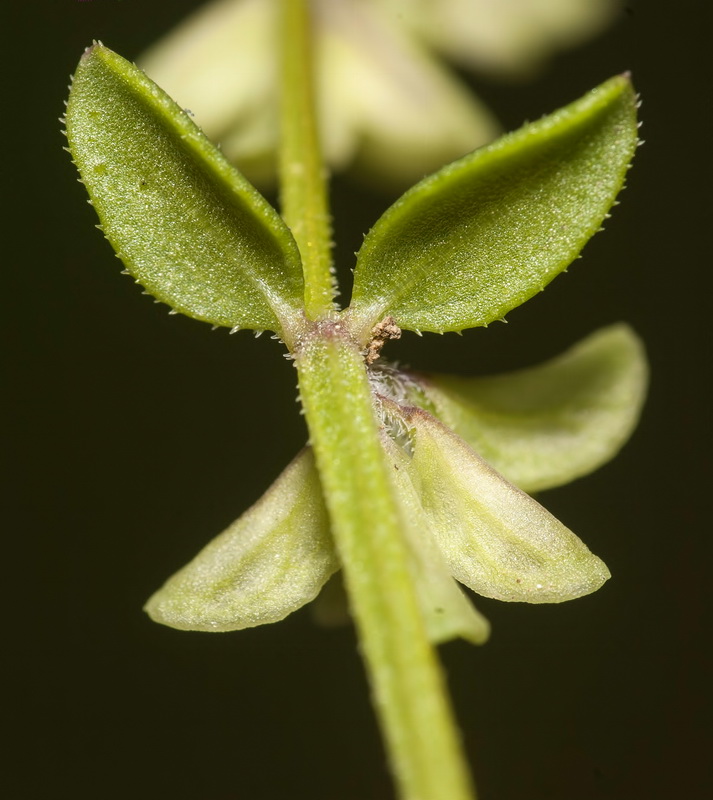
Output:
[[316, 0, 499, 189], [145, 449, 338, 631], [382, 433, 490, 644], [65, 43, 304, 339], [378, 0, 620, 77], [349, 76, 637, 340], [310, 439, 491, 645], [139, 0, 499, 189], [409, 324, 647, 493], [139, 0, 619, 189], [139, 0, 280, 187], [403, 409, 610, 603]]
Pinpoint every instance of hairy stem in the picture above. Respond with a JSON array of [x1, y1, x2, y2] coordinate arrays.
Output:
[[278, 1, 476, 796], [278, 0, 335, 318], [295, 324, 476, 800]]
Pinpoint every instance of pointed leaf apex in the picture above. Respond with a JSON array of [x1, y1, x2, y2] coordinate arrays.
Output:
[[349, 77, 638, 339], [66, 44, 306, 343], [404, 409, 611, 603], [146, 449, 338, 632]]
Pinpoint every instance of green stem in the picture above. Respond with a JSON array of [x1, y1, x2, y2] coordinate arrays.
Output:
[[295, 325, 476, 800], [278, 0, 334, 319], [278, 2, 476, 796]]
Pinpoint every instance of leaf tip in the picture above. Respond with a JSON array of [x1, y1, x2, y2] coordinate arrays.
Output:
[[81, 39, 105, 59]]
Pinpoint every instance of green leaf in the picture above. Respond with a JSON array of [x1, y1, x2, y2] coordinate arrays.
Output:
[[144, 449, 338, 631], [65, 43, 305, 341], [408, 324, 648, 493], [381, 434, 490, 645], [313, 432, 491, 645], [403, 409, 610, 603], [349, 75, 638, 338]]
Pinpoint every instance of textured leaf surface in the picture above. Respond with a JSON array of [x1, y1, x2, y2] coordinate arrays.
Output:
[[410, 324, 647, 492], [382, 434, 490, 645], [404, 410, 610, 603], [311, 436, 491, 645], [65, 44, 304, 337], [349, 75, 637, 337], [145, 449, 338, 631]]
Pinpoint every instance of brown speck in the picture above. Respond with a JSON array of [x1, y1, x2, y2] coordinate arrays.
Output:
[[365, 316, 401, 365]]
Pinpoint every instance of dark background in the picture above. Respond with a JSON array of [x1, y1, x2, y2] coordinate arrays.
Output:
[[5, 1, 710, 798]]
